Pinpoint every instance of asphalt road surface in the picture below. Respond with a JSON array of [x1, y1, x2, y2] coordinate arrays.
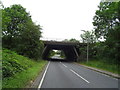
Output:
[[51, 54, 63, 59], [38, 61, 118, 88]]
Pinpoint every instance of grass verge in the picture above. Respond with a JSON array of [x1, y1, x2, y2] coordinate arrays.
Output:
[[3, 60, 47, 88], [2, 48, 48, 88], [80, 60, 119, 75]]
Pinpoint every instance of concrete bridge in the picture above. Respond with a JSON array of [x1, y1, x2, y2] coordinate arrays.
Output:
[[42, 41, 86, 62]]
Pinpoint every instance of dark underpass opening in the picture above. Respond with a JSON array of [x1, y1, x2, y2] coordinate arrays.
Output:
[[47, 49, 66, 61], [42, 41, 80, 62]]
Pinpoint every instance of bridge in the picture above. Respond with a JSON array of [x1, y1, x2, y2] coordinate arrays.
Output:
[[42, 41, 86, 62]]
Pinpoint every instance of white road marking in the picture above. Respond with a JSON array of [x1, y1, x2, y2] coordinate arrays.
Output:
[[60, 62, 67, 68], [60, 62, 90, 83], [62, 63, 67, 68], [38, 61, 50, 89], [70, 69, 90, 83], [60, 62, 66, 67]]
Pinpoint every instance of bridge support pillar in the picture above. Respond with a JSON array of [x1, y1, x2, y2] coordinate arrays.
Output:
[[73, 47, 79, 62]]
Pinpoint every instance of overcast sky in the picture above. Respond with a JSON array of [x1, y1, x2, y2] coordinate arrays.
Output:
[[2, 0, 101, 41]]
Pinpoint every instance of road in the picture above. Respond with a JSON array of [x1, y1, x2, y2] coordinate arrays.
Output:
[[38, 61, 118, 88], [51, 54, 64, 59]]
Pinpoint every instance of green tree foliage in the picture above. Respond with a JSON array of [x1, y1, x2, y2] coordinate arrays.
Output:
[[63, 39, 69, 42], [48, 50, 56, 58], [80, 30, 97, 44], [2, 4, 43, 60], [93, 2, 120, 64], [93, 2, 120, 39], [69, 38, 80, 43], [80, 30, 97, 59], [60, 50, 66, 58], [63, 38, 79, 43]]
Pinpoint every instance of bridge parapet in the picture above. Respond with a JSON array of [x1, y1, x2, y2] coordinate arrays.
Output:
[[43, 40, 86, 46]]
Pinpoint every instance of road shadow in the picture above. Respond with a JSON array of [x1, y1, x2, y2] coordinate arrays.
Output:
[[47, 58, 74, 63]]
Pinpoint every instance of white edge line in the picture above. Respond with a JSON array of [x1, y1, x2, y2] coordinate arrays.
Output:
[[70, 69, 90, 83], [38, 61, 50, 89]]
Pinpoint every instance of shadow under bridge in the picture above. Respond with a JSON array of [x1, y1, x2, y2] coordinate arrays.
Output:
[[42, 41, 85, 62]]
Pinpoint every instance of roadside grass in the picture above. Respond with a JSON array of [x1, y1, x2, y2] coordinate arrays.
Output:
[[3, 60, 47, 88], [80, 60, 119, 75], [0, 61, 1, 89], [2, 48, 48, 88]]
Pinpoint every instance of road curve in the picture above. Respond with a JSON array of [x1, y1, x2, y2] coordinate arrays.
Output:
[[39, 61, 118, 88]]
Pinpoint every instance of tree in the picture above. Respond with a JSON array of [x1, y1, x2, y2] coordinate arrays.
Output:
[[60, 50, 66, 58], [16, 21, 43, 59], [80, 30, 97, 59], [2, 4, 44, 60], [48, 50, 56, 58], [2, 4, 31, 49], [69, 38, 80, 43], [93, 2, 120, 40], [80, 30, 97, 44], [93, 1, 120, 64], [63, 39, 69, 42], [63, 38, 79, 43]]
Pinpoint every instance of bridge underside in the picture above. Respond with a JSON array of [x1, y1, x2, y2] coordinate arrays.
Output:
[[42, 43, 79, 62]]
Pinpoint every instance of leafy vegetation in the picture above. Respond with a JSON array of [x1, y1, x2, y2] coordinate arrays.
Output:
[[60, 50, 66, 59], [80, 30, 97, 59], [2, 48, 47, 88], [80, 30, 97, 44], [92, 2, 120, 64], [3, 48, 33, 78], [63, 38, 80, 43], [1, 2, 120, 89], [47, 50, 56, 58], [79, 1, 120, 74], [1, 4, 47, 88], [81, 60, 119, 75], [2, 4, 44, 60]]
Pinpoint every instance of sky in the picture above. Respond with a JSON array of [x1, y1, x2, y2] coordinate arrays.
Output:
[[1, 0, 101, 41]]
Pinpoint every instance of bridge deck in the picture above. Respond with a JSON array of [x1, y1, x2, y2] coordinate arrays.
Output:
[[43, 41, 86, 46]]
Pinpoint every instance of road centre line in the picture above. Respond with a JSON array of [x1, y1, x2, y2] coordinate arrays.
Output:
[[38, 61, 50, 89], [70, 69, 90, 83], [60, 62, 68, 68], [60, 62, 90, 83], [62, 63, 68, 68]]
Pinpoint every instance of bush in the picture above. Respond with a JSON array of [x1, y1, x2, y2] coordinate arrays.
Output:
[[2, 48, 35, 78]]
